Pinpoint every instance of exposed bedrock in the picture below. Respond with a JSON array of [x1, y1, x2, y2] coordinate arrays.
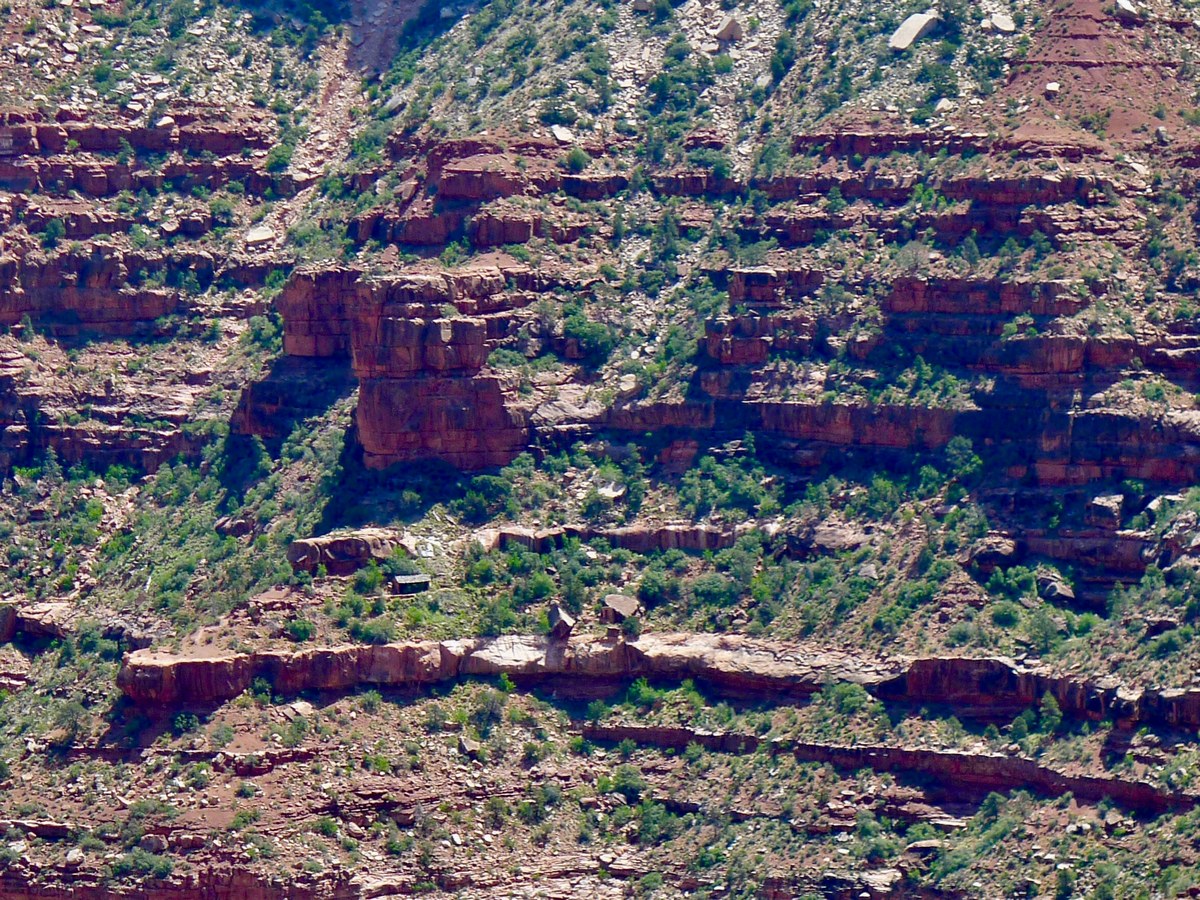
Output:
[[0, 867, 353, 900], [119, 634, 1200, 736], [356, 372, 530, 470], [582, 724, 1192, 813], [261, 265, 545, 468], [117, 633, 890, 705]]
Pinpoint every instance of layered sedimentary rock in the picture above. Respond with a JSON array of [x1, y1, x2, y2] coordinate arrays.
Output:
[[267, 265, 543, 469], [117, 633, 1200, 735], [356, 371, 530, 469], [0, 104, 291, 341], [0, 106, 286, 199], [0, 245, 181, 333], [286, 528, 407, 576], [583, 724, 1191, 813], [117, 633, 893, 705], [478, 521, 754, 554], [0, 866, 351, 900], [260, 122, 1200, 497]]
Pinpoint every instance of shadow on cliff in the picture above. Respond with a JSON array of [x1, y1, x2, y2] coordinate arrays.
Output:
[[96, 697, 191, 752], [231, 356, 356, 458], [312, 426, 467, 534]]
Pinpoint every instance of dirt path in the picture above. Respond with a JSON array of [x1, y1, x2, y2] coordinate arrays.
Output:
[[266, 0, 424, 243]]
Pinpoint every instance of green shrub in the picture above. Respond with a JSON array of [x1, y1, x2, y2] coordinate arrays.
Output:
[[822, 682, 870, 715], [634, 802, 678, 844], [990, 601, 1021, 628], [349, 617, 395, 644], [638, 569, 681, 608], [627, 677, 662, 709], [563, 147, 590, 173], [314, 817, 338, 837], [770, 32, 797, 83], [471, 689, 507, 736], [265, 143, 293, 172], [689, 573, 740, 609], [452, 475, 513, 524], [352, 562, 385, 596], [480, 595, 517, 636], [41, 218, 65, 249], [111, 849, 173, 879], [612, 764, 646, 802], [1040, 693, 1062, 733], [562, 311, 616, 366], [688, 148, 732, 180], [286, 619, 316, 642]]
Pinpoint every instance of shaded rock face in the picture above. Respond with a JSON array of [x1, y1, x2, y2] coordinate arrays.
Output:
[[274, 267, 362, 358], [356, 374, 529, 470], [688, 272, 1200, 487], [876, 656, 1155, 728], [0, 337, 208, 476], [230, 356, 355, 448], [0, 246, 180, 334], [704, 313, 814, 365], [348, 135, 624, 248]]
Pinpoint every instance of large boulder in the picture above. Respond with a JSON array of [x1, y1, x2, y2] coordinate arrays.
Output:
[[888, 11, 938, 50], [287, 528, 404, 575]]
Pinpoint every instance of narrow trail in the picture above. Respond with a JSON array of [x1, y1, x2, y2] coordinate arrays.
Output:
[[269, 0, 426, 246]]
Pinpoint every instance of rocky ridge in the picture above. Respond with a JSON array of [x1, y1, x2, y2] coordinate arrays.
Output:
[[1, 0, 1200, 895]]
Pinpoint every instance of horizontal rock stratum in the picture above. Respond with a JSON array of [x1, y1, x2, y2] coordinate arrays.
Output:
[[118, 633, 1200, 731], [117, 638, 892, 710], [584, 724, 1195, 813], [117, 633, 893, 704]]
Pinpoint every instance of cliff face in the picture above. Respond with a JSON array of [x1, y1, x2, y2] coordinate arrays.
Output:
[[265, 265, 539, 468], [117, 633, 889, 704], [0, 246, 179, 333], [6, 0, 1200, 894], [0, 108, 278, 197], [356, 373, 531, 469], [258, 126, 1200, 505], [116, 633, 1200, 736], [0, 107, 284, 336]]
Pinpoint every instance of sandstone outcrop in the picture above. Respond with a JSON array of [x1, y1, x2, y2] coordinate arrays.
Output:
[[264, 265, 547, 469], [477, 522, 752, 554], [117, 633, 894, 705], [286, 529, 407, 576], [118, 634, 1200, 739]]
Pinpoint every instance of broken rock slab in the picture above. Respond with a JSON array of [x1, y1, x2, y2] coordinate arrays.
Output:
[[245, 224, 275, 247], [287, 528, 409, 575], [712, 14, 744, 42], [889, 11, 938, 50], [990, 12, 1016, 32], [1115, 0, 1141, 19]]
